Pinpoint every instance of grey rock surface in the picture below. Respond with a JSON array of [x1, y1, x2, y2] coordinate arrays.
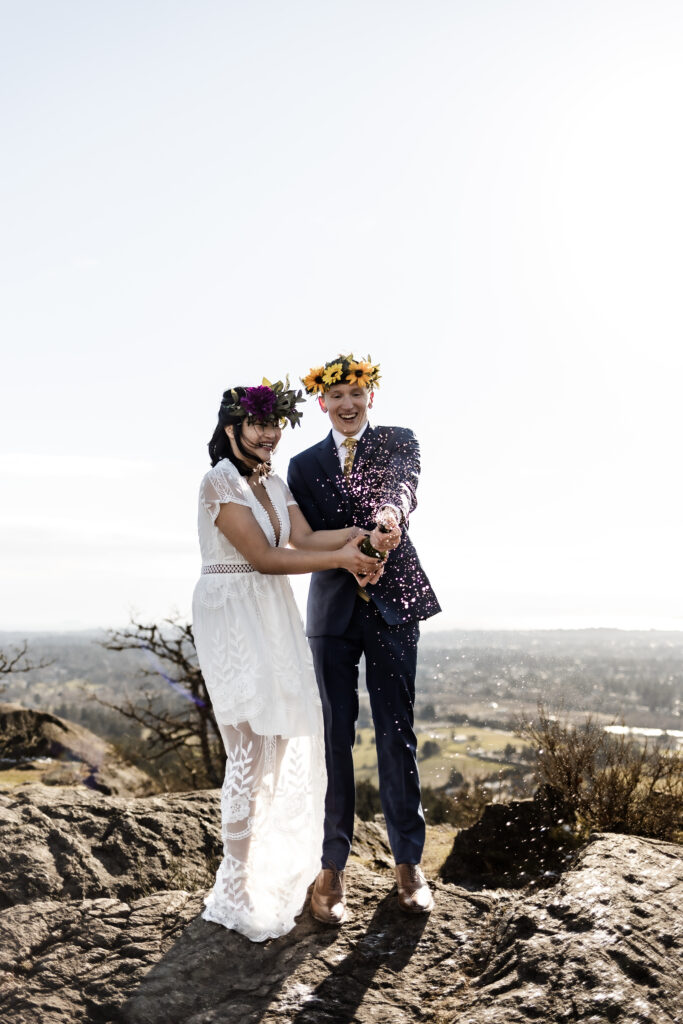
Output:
[[0, 784, 221, 908], [0, 784, 681, 1024], [466, 832, 683, 1024], [0, 703, 155, 797]]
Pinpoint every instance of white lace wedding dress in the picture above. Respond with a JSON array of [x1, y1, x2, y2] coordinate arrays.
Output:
[[192, 457, 325, 942]]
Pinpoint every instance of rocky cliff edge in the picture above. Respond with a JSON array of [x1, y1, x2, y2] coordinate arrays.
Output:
[[0, 783, 681, 1024]]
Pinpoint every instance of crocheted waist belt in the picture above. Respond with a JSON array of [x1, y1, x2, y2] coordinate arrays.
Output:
[[200, 563, 256, 575]]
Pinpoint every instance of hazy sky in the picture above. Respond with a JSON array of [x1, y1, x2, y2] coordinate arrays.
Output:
[[2, 0, 682, 631]]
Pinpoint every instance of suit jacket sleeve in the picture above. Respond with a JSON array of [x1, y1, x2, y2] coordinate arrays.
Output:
[[287, 455, 327, 532], [374, 428, 420, 526]]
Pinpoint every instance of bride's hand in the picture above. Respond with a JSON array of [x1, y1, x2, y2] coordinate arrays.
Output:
[[353, 562, 384, 588], [338, 535, 383, 576]]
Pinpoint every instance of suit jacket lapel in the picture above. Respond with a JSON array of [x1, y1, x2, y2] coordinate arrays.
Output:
[[352, 424, 379, 474], [311, 426, 379, 520], [313, 432, 349, 507]]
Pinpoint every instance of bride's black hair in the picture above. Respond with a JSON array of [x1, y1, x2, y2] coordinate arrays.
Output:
[[208, 387, 258, 475]]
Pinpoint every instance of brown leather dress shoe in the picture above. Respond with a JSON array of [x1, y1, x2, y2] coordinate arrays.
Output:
[[311, 864, 348, 925], [394, 863, 435, 914]]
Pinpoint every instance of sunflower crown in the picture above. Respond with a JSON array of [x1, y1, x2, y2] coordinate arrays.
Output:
[[301, 354, 381, 396], [220, 377, 305, 428]]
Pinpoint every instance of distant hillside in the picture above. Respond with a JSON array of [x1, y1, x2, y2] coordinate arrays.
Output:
[[421, 626, 683, 653], [1, 628, 681, 742], [416, 628, 683, 731], [0, 629, 184, 750]]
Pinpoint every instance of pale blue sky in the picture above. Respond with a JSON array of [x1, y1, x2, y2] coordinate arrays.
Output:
[[2, 1, 682, 630]]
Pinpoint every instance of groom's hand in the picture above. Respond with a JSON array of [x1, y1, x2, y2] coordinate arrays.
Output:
[[370, 507, 402, 552]]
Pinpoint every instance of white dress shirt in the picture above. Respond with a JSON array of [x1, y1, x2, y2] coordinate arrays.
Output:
[[331, 421, 370, 471]]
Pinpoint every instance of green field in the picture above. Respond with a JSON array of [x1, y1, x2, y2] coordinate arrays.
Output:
[[0, 763, 48, 787], [352, 724, 528, 788]]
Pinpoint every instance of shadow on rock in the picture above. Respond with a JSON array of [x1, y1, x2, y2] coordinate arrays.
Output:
[[288, 890, 429, 1024], [118, 864, 438, 1024], [118, 893, 337, 1024]]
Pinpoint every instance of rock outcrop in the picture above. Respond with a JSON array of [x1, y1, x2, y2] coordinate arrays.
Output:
[[0, 785, 221, 909], [440, 786, 580, 889], [0, 782, 680, 1024], [0, 703, 155, 797]]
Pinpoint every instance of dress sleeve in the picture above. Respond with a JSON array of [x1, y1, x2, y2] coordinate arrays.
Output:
[[282, 480, 299, 507], [200, 464, 250, 524]]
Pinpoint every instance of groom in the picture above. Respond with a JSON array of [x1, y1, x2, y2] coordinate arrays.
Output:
[[288, 354, 441, 923]]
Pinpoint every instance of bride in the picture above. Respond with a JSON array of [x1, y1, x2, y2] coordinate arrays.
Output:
[[192, 379, 381, 942]]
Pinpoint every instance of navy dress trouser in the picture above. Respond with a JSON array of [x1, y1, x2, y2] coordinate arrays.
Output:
[[308, 598, 425, 870]]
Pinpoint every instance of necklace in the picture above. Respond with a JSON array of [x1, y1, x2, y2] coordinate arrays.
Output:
[[248, 462, 271, 487]]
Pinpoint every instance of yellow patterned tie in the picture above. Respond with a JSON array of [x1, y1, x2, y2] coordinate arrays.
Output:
[[342, 437, 358, 478]]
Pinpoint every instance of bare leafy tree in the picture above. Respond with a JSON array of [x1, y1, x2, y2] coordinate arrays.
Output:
[[99, 617, 224, 789], [0, 641, 54, 690]]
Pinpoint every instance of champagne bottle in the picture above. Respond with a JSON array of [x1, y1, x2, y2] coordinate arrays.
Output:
[[359, 523, 390, 562]]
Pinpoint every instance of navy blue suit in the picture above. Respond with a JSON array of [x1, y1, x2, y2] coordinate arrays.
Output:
[[288, 425, 440, 869]]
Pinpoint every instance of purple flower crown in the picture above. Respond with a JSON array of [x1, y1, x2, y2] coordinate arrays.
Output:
[[221, 378, 305, 428]]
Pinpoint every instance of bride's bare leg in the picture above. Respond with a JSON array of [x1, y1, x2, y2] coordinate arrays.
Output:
[[217, 723, 264, 871], [215, 724, 290, 914], [272, 734, 289, 794]]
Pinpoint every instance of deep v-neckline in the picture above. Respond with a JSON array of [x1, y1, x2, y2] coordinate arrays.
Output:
[[249, 478, 281, 546]]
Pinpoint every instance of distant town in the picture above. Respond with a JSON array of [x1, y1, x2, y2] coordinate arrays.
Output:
[[1, 627, 681, 800]]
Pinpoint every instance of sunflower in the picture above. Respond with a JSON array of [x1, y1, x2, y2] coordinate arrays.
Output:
[[322, 362, 344, 386], [302, 366, 327, 395], [345, 360, 374, 388]]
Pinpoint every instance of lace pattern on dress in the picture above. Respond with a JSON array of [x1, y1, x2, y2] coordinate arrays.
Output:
[[202, 722, 325, 943]]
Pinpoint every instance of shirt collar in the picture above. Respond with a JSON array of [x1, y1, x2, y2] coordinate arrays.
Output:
[[332, 420, 370, 452]]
